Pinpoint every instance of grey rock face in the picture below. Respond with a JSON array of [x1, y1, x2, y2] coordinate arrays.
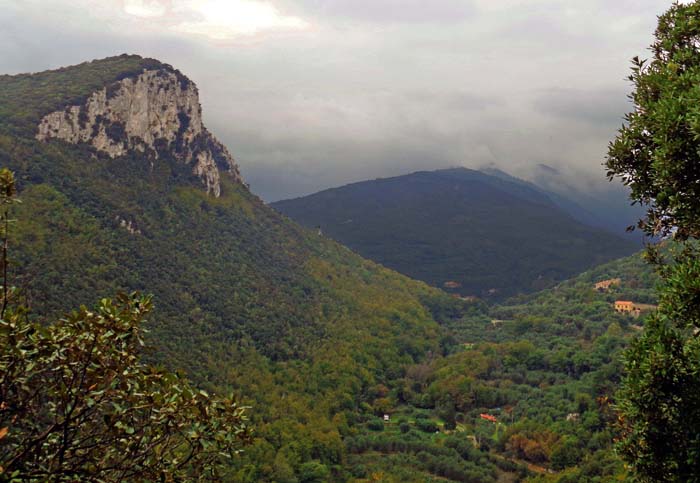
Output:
[[36, 69, 242, 197]]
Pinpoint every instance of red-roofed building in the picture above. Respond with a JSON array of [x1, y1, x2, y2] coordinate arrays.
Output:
[[615, 301, 658, 318], [479, 413, 497, 423]]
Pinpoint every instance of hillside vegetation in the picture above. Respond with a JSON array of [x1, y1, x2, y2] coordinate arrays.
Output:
[[341, 251, 658, 482]]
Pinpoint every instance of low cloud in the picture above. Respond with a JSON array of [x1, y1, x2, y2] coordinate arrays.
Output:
[[119, 0, 310, 39], [0, 0, 671, 201], [123, 0, 168, 18], [533, 88, 632, 127], [289, 0, 475, 24]]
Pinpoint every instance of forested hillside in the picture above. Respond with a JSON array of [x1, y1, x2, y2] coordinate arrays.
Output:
[[0, 55, 466, 482], [0, 55, 659, 482], [341, 250, 659, 482], [272, 168, 638, 298]]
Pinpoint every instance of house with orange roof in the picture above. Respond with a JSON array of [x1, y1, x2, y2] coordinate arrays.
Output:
[[479, 413, 498, 423], [614, 301, 635, 313], [615, 301, 657, 318]]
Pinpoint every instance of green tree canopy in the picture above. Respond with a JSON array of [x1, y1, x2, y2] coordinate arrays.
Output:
[[1, 293, 252, 482], [608, 2, 700, 481], [616, 249, 700, 481]]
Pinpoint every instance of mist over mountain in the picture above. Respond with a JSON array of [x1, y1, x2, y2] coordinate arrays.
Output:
[[272, 167, 638, 298], [529, 163, 645, 236], [479, 164, 646, 240]]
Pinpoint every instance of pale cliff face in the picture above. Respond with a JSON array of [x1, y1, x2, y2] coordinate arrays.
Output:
[[36, 68, 241, 197]]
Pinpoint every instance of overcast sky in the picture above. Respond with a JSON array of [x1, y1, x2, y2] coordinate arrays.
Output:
[[0, 0, 672, 201]]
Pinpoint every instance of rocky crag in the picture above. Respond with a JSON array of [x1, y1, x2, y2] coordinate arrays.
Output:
[[36, 67, 240, 197]]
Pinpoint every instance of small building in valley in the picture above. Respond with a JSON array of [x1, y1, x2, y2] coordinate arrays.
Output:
[[614, 300, 635, 313], [614, 301, 657, 318], [480, 413, 498, 423], [595, 278, 621, 292]]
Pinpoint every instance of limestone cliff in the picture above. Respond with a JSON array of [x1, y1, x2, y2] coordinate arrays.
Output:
[[36, 68, 241, 197]]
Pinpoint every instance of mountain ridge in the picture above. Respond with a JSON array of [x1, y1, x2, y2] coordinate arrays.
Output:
[[272, 167, 638, 298]]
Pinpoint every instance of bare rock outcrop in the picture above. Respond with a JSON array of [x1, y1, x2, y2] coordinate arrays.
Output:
[[36, 68, 241, 197]]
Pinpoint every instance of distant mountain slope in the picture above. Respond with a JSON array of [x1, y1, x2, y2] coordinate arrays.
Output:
[[272, 168, 638, 298]]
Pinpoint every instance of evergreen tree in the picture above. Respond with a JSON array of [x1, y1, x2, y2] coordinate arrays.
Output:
[[607, 2, 700, 480]]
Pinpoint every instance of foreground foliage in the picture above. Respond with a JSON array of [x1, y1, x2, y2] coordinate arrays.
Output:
[[1, 293, 251, 482], [616, 246, 700, 482], [607, 1, 700, 240], [608, 2, 700, 481]]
